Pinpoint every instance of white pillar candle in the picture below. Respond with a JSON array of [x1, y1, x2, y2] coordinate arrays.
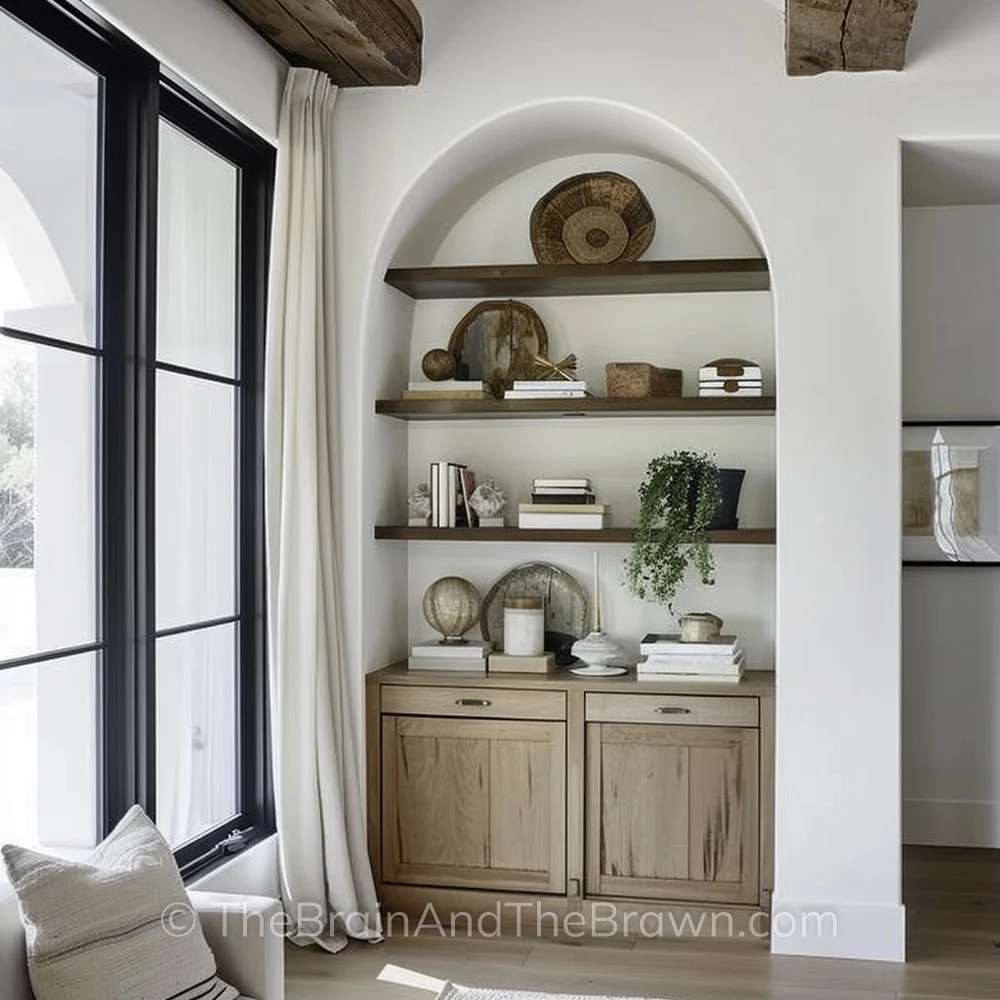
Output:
[[504, 597, 545, 656], [593, 550, 602, 633]]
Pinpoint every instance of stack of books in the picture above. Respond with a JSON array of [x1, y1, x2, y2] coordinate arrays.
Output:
[[404, 380, 488, 401], [504, 380, 590, 400], [428, 461, 477, 527], [637, 632, 744, 683], [519, 478, 610, 529], [698, 359, 762, 398], [409, 640, 491, 672]]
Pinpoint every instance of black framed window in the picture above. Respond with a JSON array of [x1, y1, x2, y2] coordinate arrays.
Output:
[[0, 0, 273, 877]]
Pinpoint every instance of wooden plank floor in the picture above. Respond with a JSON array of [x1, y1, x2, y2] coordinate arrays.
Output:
[[286, 847, 1000, 1000]]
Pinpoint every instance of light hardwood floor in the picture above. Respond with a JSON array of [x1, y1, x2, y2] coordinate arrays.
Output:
[[286, 847, 1000, 1000]]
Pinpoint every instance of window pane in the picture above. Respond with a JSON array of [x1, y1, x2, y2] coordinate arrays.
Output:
[[0, 9, 98, 346], [0, 335, 97, 661], [157, 121, 237, 378], [156, 371, 235, 629], [0, 652, 98, 851], [156, 624, 237, 846]]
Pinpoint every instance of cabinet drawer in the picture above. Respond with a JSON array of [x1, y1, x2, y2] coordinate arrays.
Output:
[[586, 692, 757, 727], [382, 685, 565, 720]]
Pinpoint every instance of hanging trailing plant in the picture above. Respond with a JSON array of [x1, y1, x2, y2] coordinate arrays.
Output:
[[624, 450, 722, 613]]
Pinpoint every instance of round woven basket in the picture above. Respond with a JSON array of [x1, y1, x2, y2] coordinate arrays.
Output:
[[530, 172, 655, 266]]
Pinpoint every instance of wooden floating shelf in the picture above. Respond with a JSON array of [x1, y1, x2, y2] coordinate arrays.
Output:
[[376, 396, 775, 420], [375, 527, 776, 545], [384, 258, 770, 299]]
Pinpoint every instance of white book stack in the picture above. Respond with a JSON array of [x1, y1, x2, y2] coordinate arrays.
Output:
[[504, 380, 589, 400], [404, 380, 488, 400], [637, 632, 744, 683], [409, 640, 492, 673], [698, 359, 762, 398], [519, 478, 609, 529]]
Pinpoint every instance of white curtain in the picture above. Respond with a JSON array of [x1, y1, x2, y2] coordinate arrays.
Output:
[[265, 68, 379, 952]]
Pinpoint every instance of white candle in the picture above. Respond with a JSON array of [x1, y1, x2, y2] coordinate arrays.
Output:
[[593, 550, 602, 633], [504, 597, 545, 655]]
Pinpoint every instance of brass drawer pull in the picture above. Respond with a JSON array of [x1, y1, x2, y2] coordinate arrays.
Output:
[[655, 706, 691, 715], [456, 698, 492, 707]]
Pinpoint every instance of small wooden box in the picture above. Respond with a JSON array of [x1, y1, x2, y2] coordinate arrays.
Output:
[[489, 652, 555, 674], [605, 363, 683, 398]]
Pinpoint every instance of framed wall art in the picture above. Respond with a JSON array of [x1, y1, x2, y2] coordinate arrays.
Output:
[[903, 421, 1000, 565]]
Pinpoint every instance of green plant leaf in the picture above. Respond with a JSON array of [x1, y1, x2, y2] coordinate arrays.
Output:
[[624, 450, 721, 613]]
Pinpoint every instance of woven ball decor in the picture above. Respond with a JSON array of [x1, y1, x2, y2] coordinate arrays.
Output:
[[530, 172, 655, 265]]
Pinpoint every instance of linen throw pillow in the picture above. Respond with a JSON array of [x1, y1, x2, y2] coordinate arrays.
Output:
[[1, 804, 240, 1000]]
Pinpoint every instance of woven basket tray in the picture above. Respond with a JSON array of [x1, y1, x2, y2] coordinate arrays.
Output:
[[530, 172, 655, 266], [605, 363, 683, 398]]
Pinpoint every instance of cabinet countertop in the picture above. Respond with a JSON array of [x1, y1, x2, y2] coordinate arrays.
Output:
[[369, 662, 775, 697]]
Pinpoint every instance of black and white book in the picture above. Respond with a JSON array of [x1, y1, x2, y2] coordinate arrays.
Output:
[[512, 380, 588, 390], [639, 651, 745, 674], [430, 462, 441, 527], [533, 478, 591, 490], [530, 493, 596, 505], [639, 633, 740, 656]]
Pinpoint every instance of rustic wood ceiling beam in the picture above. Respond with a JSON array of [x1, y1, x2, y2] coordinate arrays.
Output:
[[223, 0, 422, 87], [786, 0, 919, 75]]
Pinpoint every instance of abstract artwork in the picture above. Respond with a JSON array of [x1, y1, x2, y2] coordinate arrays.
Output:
[[902, 423, 1000, 564]]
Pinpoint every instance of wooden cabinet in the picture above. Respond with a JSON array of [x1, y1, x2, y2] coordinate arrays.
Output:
[[368, 665, 774, 923], [586, 721, 759, 904], [381, 714, 566, 893]]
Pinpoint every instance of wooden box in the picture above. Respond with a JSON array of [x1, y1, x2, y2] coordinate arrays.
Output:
[[605, 362, 683, 398], [489, 652, 555, 674]]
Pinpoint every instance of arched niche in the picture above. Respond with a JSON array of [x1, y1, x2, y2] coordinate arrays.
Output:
[[355, 98, 775, 675]]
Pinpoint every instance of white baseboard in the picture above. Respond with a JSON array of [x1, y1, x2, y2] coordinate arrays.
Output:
[[903, 797, 1000, 848], [769, 898, 905, 962]]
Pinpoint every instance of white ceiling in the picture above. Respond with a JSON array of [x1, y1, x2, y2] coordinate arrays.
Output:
[[903, 141, 1000, 207]]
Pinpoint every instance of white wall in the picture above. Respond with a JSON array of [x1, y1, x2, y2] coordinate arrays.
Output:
[[82, 0, 285, 141], [324, 0, 1000, 963], [902, 205, 1000, 847]]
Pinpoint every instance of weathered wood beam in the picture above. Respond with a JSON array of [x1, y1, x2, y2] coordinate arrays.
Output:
[[223, 0, 422, 87], [787, 0, 919, 75]]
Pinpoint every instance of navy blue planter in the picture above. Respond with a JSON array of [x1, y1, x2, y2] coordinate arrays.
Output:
[[686, 468, 745, 531], [706, 468, 746, 530]]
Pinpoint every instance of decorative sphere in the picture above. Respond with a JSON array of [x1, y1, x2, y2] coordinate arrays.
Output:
[[423, 576, 482, 643], [421, 348, 457, 381]]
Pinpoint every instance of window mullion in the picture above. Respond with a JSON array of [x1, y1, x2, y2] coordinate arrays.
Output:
[[99, 55, 159, 835]]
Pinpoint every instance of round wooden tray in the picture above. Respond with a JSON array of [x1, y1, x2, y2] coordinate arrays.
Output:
[[447, 299, 548, 398]]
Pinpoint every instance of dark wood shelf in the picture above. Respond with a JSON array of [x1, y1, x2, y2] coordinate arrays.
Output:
[[376, 396, 775, 420], [375, 526, 776, 545], [384, 258, 770, 299]]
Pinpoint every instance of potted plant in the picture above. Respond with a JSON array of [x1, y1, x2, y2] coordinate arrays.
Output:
[[624, 451, 744, 612]]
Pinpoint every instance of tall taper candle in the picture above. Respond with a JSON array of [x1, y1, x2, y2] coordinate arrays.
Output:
[[593, 550, 601, 632]]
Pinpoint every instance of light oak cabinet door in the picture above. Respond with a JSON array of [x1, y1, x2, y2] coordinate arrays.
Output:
[[382, 715, 566, 893], [586, 723, 759, 904]]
